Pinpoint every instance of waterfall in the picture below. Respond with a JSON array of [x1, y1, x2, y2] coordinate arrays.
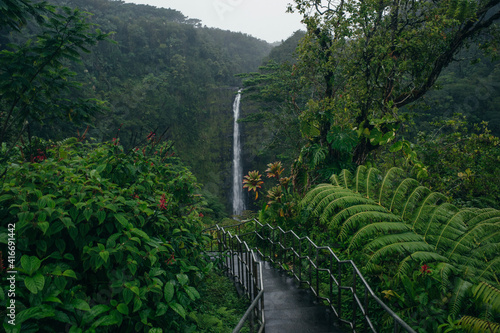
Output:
[[232, 89, 245, 216]]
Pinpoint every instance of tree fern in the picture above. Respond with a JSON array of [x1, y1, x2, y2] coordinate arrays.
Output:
[[301, 165, 500, 323], [450, 278, 473, 317], [459, 316, 500, 333], [410, 192, 447, 231], [348, 222, 411, 252], [389, 177, 419, 213], [338, 211, 401, 240], [473, 282, 500, 314], [377, 167, 405, 207]]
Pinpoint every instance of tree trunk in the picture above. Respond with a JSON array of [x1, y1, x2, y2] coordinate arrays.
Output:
[[352, 139, 378, 166]]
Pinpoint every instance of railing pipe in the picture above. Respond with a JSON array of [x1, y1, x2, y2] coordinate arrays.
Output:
[[203, 220, 416, 333]]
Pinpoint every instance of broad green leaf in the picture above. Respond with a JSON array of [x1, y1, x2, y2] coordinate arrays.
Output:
[[114, 213, 129, 227], [25, 274, 44, 294], [69, 326, 83, 333], [123, 288, 134, 305], [21, 255, 41, 276], [133, 297, 142, 312], [97, 210, 106, 224], [91, 314, 119, 328], [83, 208, 92, 221], [44, 296, 63, 304], [176, 274, 188, 286], [116, 303, 129, 315], [38, 221, 49, 234], [17, 305, 55, 324], [88, 304, 110, 320], [99, 250, 110, 263], [389, 141, 403, 152], [130, 286, 140, 296], [184, 286, 200, 301], [169, 302, 186, 319], [62, 269, 77, 279], [71, 299, 90, 311], [164, 281, 174, 303], [0, 194, 13, 203], [130, 228, 150, 240], [38, 212, 47, 222]]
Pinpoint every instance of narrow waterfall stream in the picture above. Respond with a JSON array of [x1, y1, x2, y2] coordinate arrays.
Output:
[[232, 89, 245, 216]]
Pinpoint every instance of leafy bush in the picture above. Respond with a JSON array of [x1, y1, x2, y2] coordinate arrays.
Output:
[[0, 137, 212, 332]]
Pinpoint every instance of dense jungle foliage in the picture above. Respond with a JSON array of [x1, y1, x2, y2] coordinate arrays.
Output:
[[1, 0, 274, 216], [1, 0, 500, 332], [238, 0, 500, 332], [0, 0, 261, 331]]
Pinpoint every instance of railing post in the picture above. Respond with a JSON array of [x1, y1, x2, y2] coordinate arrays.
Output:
[[364, 287, 369, 333], [337, 261, 342, 326], [308, 241, 312, 289], [329, 253, 333, 308], [352, 265, 357, 331], [315, 247, 320, 300]]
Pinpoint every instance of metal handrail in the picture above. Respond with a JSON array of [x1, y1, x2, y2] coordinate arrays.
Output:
[[234, 219, 415, 333], [204, 223, 265, 333], [204, 219, 416, 333]]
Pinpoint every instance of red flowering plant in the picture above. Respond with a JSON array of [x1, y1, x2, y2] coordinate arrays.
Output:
[[420, 264, 431, 275], [0, 134, 212, 332]]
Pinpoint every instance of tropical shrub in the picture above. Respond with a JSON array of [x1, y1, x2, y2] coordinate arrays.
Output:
[[0, 136, 212, 332], [301, 166, 500, 331]]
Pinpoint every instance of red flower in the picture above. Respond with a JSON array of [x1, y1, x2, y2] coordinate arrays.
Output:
[[159, 194, 167, 210], [420, 264, 431, 274], [199, 213, 204, 218]]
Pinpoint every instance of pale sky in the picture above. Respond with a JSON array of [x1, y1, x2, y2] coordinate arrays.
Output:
[[122, 0, 306, 43]]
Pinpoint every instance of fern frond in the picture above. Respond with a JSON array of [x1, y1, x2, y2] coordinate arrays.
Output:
[[366, 240, 436, 266], [348, 222, 411, 251], [355, 165, 368, 194], [475, 257, 500, 284], [410, 192, 448, 230], [436, 262, 457, 293], [395, 251, 449, 278], [389, 178, 419, 213], [330, 174, 340, 186], [434, 209, 474, 251], [338, 211, 401, 240], [365, 167, 382, 200], [459, 315, 500, 333], [312, 189, 360, 217], [421, 203, 461, 242], [318, 196, 373, 225], [448, 223, 500, 259], [467, 209, 500, 227], [330, 204, 389, 231], [301, 183, 338, 206], [338, 169, 353, 189], [450, 278, 473, 317], [378, 167, 404, 207], [473, 282, 500, 313], [401, 186, 432, 222]]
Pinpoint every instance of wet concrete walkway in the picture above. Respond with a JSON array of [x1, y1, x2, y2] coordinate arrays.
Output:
[[261, 261, 344, 333]]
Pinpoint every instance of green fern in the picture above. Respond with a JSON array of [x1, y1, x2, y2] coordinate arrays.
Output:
[[302, 165, 500, 321], [473, 282, 500, 314], [459, 316, 500, 333]]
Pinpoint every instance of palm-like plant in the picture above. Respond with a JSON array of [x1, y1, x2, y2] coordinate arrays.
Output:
[[302, 166, 500, 324], [243, 170, 264, 199], [265, 161, 284, 180]]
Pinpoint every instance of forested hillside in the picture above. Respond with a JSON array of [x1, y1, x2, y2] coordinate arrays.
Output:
[[13, 0, 273, 215], [1, 0, 499, 332]]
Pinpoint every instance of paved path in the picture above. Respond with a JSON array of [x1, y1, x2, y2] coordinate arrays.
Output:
[[261, 261, 344, 333]]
